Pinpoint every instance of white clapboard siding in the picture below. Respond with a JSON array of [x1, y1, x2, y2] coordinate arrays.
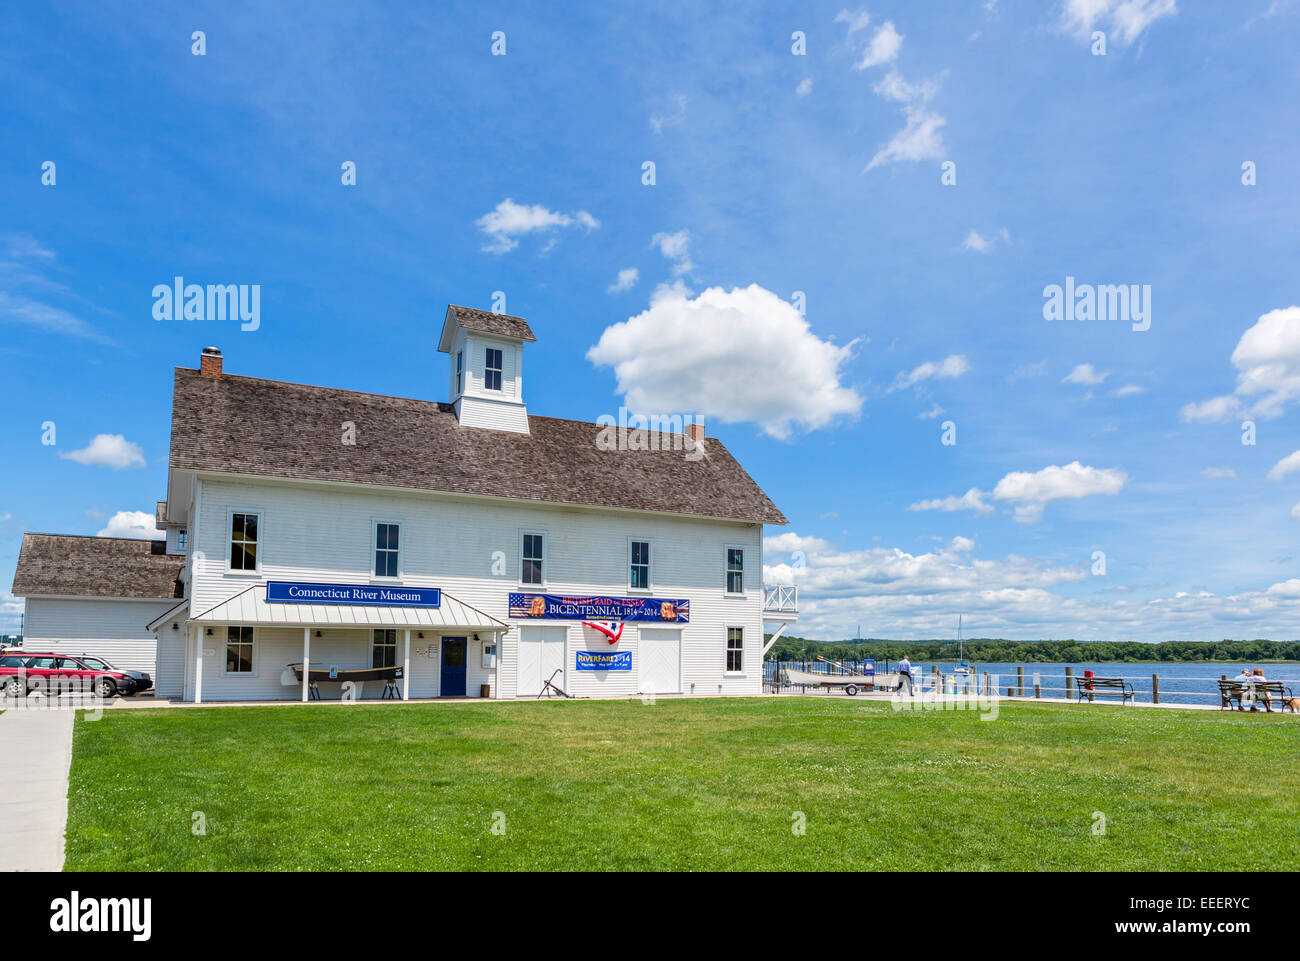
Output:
[[186, 476, 766, 700], [153, 621, 187, 697], [22, 596, 177, 674]]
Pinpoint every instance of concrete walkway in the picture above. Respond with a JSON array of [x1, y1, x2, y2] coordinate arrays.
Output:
[[0, 708, 75, 871]]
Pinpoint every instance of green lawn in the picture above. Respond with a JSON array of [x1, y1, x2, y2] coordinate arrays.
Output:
[[65, 697, 1300, 871]]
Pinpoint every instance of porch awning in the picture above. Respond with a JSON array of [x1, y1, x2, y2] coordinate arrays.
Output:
[[189, 584, 508, 631]]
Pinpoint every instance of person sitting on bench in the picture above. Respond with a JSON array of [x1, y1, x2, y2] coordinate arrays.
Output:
[[1251, 668, 1273, 713], [1233, 667, 1255, 711]]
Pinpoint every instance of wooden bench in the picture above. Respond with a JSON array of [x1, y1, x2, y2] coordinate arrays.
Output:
[[1076, 676, 1134, 704], [1218, 680, 1295, 712]]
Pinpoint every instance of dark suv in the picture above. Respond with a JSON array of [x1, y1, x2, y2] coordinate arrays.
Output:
[[0, 652, 145, 698]]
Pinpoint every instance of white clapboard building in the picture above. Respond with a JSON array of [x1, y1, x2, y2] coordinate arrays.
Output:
[[12, 305, 797, 701]]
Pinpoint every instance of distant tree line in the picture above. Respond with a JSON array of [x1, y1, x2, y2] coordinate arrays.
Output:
[[763, 635, 1300, 663]]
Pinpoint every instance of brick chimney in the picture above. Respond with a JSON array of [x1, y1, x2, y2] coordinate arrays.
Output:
[[687, 422, 705, 444], [200, 346, 223, 378]]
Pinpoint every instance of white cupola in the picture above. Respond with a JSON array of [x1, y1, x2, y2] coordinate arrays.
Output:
[[436, 304, 534, 434]]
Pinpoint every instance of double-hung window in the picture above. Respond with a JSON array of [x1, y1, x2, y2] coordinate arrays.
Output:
[[521, 532, 545, 586], [456, 350, 464, 394], [229, 512, 260, 572], [372, 629, 397, 669], [374, 521, 400, 578], [485, 347, 503, 391], [630, 539, 651, 590], [726, 627, 744, 673], [726, 547, 744, 594], [226, 626, 255, 675]]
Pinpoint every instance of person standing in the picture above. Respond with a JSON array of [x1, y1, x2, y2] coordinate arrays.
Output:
[[898, 654, 914, 697]]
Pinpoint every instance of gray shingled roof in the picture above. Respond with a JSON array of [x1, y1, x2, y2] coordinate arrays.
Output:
[[168, 368, 787, 525], [447, 305, 536, 343], [11, 534, 185, 599]]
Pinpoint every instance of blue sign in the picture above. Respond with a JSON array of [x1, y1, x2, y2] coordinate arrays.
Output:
[[862, 659, 875, 676], [576, 650, 633, 671], [266, 581, 442, 608], [509, 592, 689, 623]]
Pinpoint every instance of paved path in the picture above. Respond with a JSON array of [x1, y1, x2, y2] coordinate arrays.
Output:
[[0, 708, 75, 871]]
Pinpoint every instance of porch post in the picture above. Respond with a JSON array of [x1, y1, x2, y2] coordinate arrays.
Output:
[[402, 629, 411, 701], [193, 624, 203, 704], [302, 627, 311, 703]]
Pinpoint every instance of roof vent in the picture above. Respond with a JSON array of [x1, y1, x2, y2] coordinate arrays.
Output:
[[200, 346, 223, 379]]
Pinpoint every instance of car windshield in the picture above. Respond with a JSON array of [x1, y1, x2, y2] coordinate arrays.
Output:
[[80, 656, 115, 670]]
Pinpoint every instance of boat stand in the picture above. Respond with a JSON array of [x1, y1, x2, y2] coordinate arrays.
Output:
[[381, 680, 401, 700]]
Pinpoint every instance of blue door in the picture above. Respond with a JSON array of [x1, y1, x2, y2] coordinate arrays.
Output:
[[440, 637, 467, 697]]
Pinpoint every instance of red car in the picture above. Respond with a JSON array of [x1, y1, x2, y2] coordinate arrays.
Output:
[[0, 652, 141, 698]]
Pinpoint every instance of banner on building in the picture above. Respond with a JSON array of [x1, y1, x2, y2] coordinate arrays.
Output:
[[576, 650, 633, 671], [508, 592, 689, 622]]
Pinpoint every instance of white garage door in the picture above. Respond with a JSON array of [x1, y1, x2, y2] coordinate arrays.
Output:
[[517, 626, 566, 696], [639, 629, 681, 695]]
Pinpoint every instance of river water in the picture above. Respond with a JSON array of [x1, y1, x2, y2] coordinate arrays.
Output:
[[765, 660, 1300, 707]]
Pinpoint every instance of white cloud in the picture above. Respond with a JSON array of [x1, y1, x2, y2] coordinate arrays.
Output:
[[1201, 467, 1237, 479], [865, 103, 947, 171], [650, 94, 687, 135], [918, 403, 945, 419], [606, 268, 639, 294], [909, 488, 992, 514], [0, 592, 23, 629], [835, 9, 872, 36], [796, 77, 813, 96], [762, 535, 1086, 606], [855, 21, 903, 69], [1227, 306, 1300, 418], [1183, 307, 1300, 422], [1060, 0, 1178, 46], [961, 229, 993, 253], [59, 434, 146, 470], [764, 532, 832, 554], [586, 283, 862, 440], [1267, 449, 1300, 482], [991, 462, 1127, 522], [1111, 384, 1144, 397], [1063, 363, 1109, 385], [862, 61, 948, 171], [1180, 394, 1241, 423], [1293, 501, 1300, 520], [650, 230, 694, 276], [96, 510, 160, 540], [890, 354, 970, 391], [475, 198, 599, 254], [1007, 359, 1048, 383]]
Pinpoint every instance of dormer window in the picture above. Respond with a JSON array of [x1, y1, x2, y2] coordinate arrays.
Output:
[[455, 351, 464, 394], [485, 347, 503, 391]]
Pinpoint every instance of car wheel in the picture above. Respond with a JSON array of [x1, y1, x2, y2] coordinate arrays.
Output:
[[3, 676, 25, 697], [95, 677, 117, 699]]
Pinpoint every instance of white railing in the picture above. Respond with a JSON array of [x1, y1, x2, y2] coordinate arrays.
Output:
[[763, 584, 798, 614]]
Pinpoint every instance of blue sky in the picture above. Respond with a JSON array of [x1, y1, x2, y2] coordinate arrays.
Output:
[[2, 1, 1299, 641]]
